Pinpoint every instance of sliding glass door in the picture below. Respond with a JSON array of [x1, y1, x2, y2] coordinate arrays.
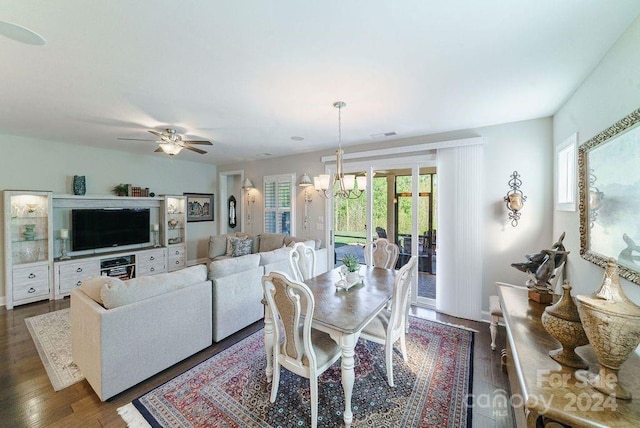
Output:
[[329, 160, 437, 308]]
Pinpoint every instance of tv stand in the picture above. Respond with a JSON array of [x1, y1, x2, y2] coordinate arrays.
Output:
[[53, 247, 166, 298]]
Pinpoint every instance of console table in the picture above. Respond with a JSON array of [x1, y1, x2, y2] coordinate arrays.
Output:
[[498, 284, 640, 427]]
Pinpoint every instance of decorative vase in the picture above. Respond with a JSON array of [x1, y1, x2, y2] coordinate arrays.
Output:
[[73, 175, 86, 195], [540, 280, 589, 368], [23, 224, 36, 241], [575, 258, 640, 400]]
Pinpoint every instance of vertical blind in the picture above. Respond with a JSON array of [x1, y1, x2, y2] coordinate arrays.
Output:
[[436, 144, 483, 320], [264, 174, 294, 235]]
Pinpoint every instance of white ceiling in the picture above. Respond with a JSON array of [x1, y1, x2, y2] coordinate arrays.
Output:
[[2, 1, 639, 165]]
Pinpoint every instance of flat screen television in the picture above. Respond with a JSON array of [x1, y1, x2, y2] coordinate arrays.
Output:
[[72, 208, 150, 251]]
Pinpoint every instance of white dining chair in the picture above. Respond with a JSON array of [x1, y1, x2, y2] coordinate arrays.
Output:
[[288, 242, 316, 281], [364, 238, 399, 269], [360, 255, 417, 387], [262, 271, 342, 428]]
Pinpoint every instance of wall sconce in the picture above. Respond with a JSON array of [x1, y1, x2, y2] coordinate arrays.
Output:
[[504, 170, 526, 227], [298, 173, 314, 235], [242, 178, 255, 230]]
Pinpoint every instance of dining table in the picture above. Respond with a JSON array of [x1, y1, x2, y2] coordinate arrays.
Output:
[[263, 265, 399, 427]]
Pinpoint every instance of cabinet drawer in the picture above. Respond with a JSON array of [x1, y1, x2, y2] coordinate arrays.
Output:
[[168, 256, 186, 272], [58, 260, 100, 279], [168, 246, 185, 258], [137, 249, 165, 266], [137, 262, 166, 276], [14, 280, 50, 301], [13, 265, 49, 286]]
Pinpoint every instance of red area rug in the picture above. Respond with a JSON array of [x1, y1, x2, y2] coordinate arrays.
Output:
[[121, 316, 473, 427]]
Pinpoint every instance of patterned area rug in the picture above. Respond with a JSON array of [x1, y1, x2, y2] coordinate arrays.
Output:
[[119, 316, 473, 427], [25, 308, 85, 391]]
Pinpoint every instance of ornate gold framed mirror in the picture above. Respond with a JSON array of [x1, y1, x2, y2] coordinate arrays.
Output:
[[578, 107, 640, 284]]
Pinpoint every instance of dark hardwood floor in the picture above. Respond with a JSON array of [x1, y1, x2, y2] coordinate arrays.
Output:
[[0, 299, 514, 427]]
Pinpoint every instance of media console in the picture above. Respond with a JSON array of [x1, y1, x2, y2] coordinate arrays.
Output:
[[54, 247, 167, 298]]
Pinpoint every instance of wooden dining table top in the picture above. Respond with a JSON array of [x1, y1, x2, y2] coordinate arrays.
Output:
[[303, 266, 399, 335]]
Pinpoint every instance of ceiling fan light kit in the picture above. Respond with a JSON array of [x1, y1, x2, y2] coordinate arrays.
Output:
[[118, 128, 212, 156]]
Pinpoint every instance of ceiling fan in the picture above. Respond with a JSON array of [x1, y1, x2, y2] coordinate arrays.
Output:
[[118, 128, 213, 155]]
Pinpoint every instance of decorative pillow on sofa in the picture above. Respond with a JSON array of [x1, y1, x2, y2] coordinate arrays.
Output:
[[80, 276, 124, 304], [236, 232, 260, 253], [230, 237, 253, 257]]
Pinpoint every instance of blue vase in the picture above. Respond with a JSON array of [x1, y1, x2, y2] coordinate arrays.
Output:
[[73, 175, 86, 195]]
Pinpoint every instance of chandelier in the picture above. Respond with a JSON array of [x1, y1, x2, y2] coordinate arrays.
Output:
[[314, 101, 366, 199]]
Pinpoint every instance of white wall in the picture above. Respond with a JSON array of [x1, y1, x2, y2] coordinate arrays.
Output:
[[0, 134, 217, 301], [219, 116, 554, 318], [553, 16, 640, 302]]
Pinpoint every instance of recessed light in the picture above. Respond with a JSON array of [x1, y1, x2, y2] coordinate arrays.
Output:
[[291, 136, 304, 141]]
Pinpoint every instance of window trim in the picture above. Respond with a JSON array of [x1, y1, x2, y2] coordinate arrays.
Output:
[[263, 173, 295, 235]]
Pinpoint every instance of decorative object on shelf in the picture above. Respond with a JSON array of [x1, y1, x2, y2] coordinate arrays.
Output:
[[112, 183, 129, 196], [59, 228, 71, 260], [184, 192, 214, 222], [26, 203, 39, 215], [167, 218, 179, 229], [153, 224, 160, 247], [23, 224, 36, 241], [575, 258, 640, 400], [511, 232, 569, 304], [578, 107, 640, 286], [228, 195, 237, 228], [242, 178, 255, 230], [504, 170, 526, 227], [299, 173, 313, 235], [314, 101, 366, 200], [73, 175, 86, 195], [20, 247, 41, 263], [541, 280, 589, 369], [167, 204, 176, 214]]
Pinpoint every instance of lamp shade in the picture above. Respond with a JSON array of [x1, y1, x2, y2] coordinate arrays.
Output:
[[316, 174, 331, 190], [299, 173, 313, 187], [342, 174, 355, 190], [356, 176, 367, 191], [243, 178, 254, 189]]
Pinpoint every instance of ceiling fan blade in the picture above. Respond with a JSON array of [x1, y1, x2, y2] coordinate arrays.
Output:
[[182, 140, 213, 145], [154, 147, 163, 153], [148, 130, 165, 138], [117, 137, 155, 141], [184, 145, 207, 155]]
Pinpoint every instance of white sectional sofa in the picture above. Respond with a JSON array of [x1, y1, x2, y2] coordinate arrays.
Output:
[[71, 265, 212, 401], [207, 232, 327, 342]]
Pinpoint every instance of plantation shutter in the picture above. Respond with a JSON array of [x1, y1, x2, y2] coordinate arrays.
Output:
[[263, 174, 295, 235]]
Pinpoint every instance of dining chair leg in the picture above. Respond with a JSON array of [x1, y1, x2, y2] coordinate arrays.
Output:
[[270, 363, 280, 403], [399, 333, 408, 362], [310, 377, 319, 428], [386, 341, 395, 387]]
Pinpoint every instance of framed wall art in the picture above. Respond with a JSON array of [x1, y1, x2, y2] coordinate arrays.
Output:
[[184, 192, 214, 222]]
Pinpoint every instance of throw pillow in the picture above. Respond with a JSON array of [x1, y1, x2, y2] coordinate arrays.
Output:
[[225, 235, 235, 256], [80, 276, 124, 304], [231, 237, 253, 257]]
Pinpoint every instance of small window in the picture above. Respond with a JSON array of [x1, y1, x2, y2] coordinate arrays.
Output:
[[264, 173, 295, 235], [556, 133, 577, 211]]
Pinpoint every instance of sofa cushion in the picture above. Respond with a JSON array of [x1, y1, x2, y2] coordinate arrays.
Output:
[[231, 237, 253, 257], [209, 234, 234, 258], [100, 265, 208, 309], [259, 233, 286, 252], [208, 253, 261, 279], [259, 246, 291, 266]]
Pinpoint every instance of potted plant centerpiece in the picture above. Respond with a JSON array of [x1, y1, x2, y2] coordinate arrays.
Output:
[[342, 254, 361, 284]]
